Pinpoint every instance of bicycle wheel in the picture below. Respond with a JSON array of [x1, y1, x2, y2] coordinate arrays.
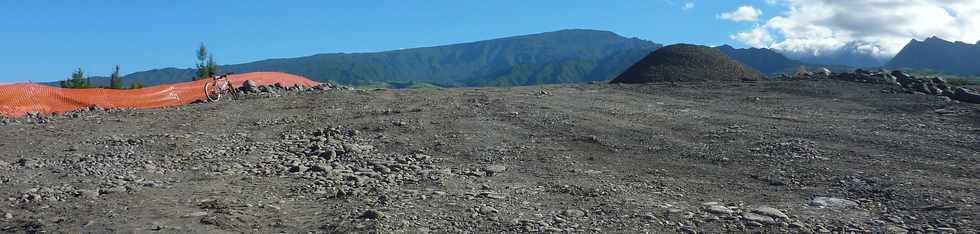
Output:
[[223, 80, 240, 100], [204, 80, 222, 102]]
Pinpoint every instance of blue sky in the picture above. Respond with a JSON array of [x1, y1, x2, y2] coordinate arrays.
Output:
[[0, 0, 783, 82]]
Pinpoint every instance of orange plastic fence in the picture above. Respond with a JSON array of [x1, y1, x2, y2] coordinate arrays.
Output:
[[0, 72, 319, 117]]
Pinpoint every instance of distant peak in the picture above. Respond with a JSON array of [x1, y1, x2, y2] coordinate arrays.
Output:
[[923, 36, 950, 43], [716, 44, 736, 50], [548, 29, 619, 36], [556, 28, 610, 33], [668, 43, 703, 47], [502, 29, 626, 41]]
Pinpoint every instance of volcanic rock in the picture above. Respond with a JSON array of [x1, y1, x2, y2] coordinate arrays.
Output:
[[483, 165, 507, 176], [742, 212, 776, 225], [706, 205, 734, 215], [359, 209, 385, 219], [809, 197, 858, 209], [952, 87, 980, 104], [562, 209, 586, 218], [751, 206, 788, 219]]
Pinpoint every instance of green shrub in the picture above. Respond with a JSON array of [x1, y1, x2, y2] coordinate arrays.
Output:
[[61, 68, 90, 89]]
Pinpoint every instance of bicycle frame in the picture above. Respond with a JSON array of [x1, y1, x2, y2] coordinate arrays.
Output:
[[204, 73, 235, 102]]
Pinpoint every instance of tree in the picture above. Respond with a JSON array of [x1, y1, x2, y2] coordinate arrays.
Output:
[[110, 65, 124, 89], [62, 68, 89, 89], [195, 43, 219, 80], [207, 54, 217, 76]]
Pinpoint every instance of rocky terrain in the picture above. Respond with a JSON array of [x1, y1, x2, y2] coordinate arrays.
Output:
[[0, 79, 978, 233], [790, 69, 980, 104]]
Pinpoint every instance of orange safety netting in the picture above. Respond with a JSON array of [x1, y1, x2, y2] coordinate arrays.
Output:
[[0, 72, 319, 117]]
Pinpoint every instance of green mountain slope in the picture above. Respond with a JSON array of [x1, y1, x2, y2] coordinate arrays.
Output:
[[466, 47, 657, 86], [74, 29, 662, 87]]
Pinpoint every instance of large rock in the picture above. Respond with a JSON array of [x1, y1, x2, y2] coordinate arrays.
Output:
[[241, 80, 259, 93], [817, 68, 832, 77], [809, 197, 858, 209], [742, 212, 776, 224], [952, 87, 980, 103], [751, 206, 788, 219], [931, 77, 954, 95], [482, 165, 507, 176], [358, 209, 385, 219], [706, 205, 734, 215], [878, 73, 898, 85], [610, 44, 766, 83], [831, 69, 897, 85], [892, 71, 913, 84]]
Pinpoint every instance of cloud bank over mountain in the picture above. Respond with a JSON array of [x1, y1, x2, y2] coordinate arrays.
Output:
[[729, 0, 980, 64]]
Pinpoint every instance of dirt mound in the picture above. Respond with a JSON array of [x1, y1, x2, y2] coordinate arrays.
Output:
[[611, 44, 765, 83], [0, 72, 319, 117]]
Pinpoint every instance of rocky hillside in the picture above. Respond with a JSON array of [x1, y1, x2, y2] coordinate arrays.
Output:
[[887, 37, 980, 75], [791, 69, 980, 104]]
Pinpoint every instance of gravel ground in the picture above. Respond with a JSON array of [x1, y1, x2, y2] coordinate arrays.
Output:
[[0, 80, 978, 233]]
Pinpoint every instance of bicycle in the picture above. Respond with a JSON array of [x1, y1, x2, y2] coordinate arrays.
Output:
[[203, 72, 238, 102]]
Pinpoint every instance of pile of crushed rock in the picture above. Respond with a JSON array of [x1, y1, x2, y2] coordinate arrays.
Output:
[[234, 80, 344, 97], [250, 126, 441, 198], [787, 69, 980, 104]]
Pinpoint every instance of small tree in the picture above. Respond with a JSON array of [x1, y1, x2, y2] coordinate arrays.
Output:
[[128, 81, 145, 89], [194, 43, 219, 80], [207, 54, 217, 76], [110, 65, 124, 89], [62, 68, 89, 89]]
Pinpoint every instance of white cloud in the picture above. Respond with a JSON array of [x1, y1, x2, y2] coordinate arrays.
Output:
[[730, 0, 980, 59], [719, 6, 762, 22], [730, 26, 773, 48], [683, 2, 695, 10]]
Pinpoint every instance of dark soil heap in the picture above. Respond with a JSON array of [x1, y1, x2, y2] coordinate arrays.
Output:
[[611, 44, 766, 83]]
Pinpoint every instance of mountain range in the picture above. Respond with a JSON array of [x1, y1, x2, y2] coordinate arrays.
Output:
[[78, 29, 664, 87], [887, 37, 980, 75], [69, 30, 822, 88], [63, 30, 979, 88], [714, 45, 802, 74]]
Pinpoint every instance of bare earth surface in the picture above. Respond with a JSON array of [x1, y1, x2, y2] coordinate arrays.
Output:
[[0, 80, 978, 233]]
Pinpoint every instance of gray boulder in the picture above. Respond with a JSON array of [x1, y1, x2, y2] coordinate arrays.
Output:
[[891, 70, 912, 82], [952, 88, 980, 103], [809, 197, 858, 209], [817, 68, 832, 77], [241, 80, 259, 93], [751, 206, 789, 219]]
